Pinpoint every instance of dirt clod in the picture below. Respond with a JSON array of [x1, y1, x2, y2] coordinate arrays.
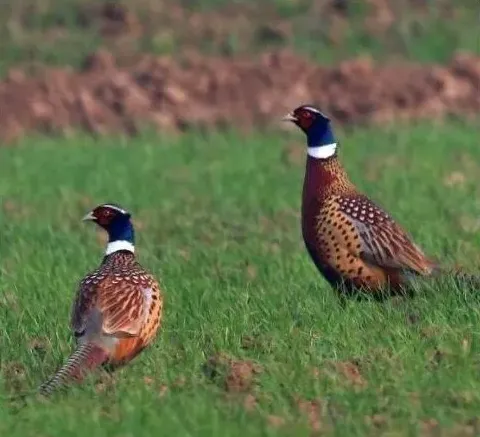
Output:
[[268, 415, 286, 428], [335, 361, 367, 387], [243, 393, 257, 411], [204, 352, 262, 393], [365, 414, 388, 428], [2, 361, 27, 392], [28, 337, 50, 357], [297, 398, 324, 433]]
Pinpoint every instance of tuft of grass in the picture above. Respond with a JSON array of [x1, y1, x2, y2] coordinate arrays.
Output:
[[0, 120, 480, 435]]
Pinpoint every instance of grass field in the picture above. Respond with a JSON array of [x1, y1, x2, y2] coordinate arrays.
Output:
[[1, 121, 480, 436]]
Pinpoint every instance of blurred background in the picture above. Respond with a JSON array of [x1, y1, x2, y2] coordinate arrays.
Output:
[[0, 0, 477, 142]]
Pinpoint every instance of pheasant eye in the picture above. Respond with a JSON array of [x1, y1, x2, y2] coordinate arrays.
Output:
[[97, 208, 115, 225], [297, 109, 315, 129]]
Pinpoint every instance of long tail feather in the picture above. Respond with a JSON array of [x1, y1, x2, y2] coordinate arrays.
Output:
[[38, 342, 109, 397]]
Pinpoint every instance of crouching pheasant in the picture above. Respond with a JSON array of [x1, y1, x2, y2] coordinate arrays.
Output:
[[283, 105, 477, 297], [39, 203, 163, 396]]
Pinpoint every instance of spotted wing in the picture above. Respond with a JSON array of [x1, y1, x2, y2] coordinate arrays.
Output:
[[71, 267, 103, 337], [337, 195, 436, 275], [71, 268, 154, 338]]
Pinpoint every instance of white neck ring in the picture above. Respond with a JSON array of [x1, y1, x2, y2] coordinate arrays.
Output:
[[105, 240, 135, 255], [307, 142, 337, 159]]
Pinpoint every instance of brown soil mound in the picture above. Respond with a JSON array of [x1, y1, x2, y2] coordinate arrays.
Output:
[[0, 50, 478, 143], [203, 352, 262, 393]]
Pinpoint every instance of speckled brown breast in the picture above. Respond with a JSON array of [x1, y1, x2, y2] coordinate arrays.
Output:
[[312, 196, 397, 290], [72, 251, 164, 365], [301, 154, 437, 294]]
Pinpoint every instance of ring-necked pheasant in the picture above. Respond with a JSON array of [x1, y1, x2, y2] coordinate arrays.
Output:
[[282, 104, 475, 297], [39, 203, 163, 396]]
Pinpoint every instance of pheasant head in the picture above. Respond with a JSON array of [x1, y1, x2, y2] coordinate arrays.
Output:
[[82, 203, 135, 255], [283, 105, 337, 160]]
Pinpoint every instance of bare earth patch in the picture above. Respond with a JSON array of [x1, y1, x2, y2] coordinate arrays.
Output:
[[0, 50, 478, 143], [296, 398, 328, 434], [1, 361, 28, 393], [203, 352, 262, 393], [335, 361, 367, 387]]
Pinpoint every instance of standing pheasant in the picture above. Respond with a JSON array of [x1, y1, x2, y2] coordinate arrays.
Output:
[[283, 104, 462, 296], [39, 203, 163, 396]]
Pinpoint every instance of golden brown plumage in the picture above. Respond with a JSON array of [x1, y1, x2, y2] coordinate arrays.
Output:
[[39, 204, 163, 396], [284, 105, 451, 297], [71, 251, 163, 363]]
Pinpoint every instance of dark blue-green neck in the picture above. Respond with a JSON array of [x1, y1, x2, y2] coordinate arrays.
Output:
[[306, 122, 336, 148], [108, 219, 135, 244]]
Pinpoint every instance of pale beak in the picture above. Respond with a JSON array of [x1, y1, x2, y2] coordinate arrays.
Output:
[[82, 211, 96, 222], [282, 113, 297, 122]]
